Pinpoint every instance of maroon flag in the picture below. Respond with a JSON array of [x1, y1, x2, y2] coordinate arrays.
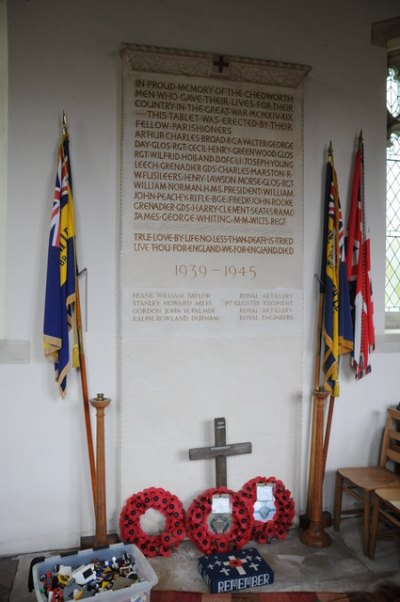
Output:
[[345, 135, 375, 378]]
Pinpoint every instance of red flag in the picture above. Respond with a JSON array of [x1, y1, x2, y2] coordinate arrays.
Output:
[[346, 135, 375, 379]]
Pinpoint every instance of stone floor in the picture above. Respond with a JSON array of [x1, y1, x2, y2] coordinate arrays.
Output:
[[2, 518, 400, 601]]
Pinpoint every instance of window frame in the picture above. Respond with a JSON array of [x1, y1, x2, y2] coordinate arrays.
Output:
[[385, 60, 400, 330], [372, 19, 400, 333]]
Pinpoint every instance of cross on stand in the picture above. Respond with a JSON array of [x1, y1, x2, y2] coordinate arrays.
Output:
[[189, 417, 252, 487], [213, 55, 230, 74]]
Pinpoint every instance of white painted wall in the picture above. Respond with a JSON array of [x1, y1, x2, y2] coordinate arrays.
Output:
[[1, 0, 399, 555], [0, 0, 7, 339]]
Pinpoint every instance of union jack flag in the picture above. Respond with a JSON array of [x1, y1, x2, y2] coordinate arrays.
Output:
[[43, 127, 78, 397], [345, 135, 375, 379]]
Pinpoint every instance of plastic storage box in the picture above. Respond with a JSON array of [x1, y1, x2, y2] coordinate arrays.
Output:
[[32, 542, 158, 601]]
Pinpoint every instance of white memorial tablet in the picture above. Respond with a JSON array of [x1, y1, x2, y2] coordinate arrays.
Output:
[[119, 44, 310, 519]]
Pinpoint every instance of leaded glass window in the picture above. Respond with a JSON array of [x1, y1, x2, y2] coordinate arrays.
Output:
[[385, 67, 400, 329]]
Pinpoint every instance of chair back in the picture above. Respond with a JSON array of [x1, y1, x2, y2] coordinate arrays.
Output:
[[379, 407, 400, 469]]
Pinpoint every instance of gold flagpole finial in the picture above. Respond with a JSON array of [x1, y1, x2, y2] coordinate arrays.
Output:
[[62, 111, 68, 136], [328, 141, 333, 163]]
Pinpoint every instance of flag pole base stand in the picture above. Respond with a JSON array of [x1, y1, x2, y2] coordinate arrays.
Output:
[[80, 533, 120, 549], [299, 524, 332, 548], [299, 510, 332, 530]]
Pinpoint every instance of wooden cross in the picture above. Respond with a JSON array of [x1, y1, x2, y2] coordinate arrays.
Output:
[[189, 417, 252, 487], [213, 55, 229, 74]]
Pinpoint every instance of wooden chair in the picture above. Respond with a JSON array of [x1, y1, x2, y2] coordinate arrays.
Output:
[[368, 486, 400, 559], [333, 406, 400, 556]]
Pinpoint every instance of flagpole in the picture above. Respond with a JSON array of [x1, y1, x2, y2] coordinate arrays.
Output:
[[323, 394, 335, 470], [305, 143, 334, 521], [75, 275, 97, 514], [63, 112, 97, 515], [359, 132, 368, 358], [303, 140, 353, 544], [305, 290, 323, 519], [321, 144, 338, 475]]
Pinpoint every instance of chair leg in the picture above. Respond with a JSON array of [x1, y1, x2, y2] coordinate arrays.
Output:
[[333, 471, 343, 531], [368, 493, 380, 560], [363, 490, 371, 557]]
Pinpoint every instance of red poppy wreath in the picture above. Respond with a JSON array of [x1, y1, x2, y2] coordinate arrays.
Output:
[[239, 476, 295, 543], [119, 487, 186, 557], [186, 486, 253, 555]]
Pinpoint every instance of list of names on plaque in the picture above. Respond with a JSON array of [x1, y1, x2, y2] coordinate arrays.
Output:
[[122, 287, 301, 338], [121, 67, 304, 335], [133, 75, 296, 246]]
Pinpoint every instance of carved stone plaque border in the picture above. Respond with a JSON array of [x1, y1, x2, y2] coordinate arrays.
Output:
[[119, 41, 308, 513], [121, 43, 311, 88]]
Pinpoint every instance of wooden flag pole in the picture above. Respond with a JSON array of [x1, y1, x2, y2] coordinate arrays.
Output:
[[305, 284, 324, 519], [306, 145, 332, 519], [75, 278, 97, 514], [323, 394, 335, 471], [320, 144, 339, 475], [62, 112, 97, 516], [304, 143, 334, 528]]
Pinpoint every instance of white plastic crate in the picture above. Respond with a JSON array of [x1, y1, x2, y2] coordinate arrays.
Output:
[[32, 542, 158, 601]]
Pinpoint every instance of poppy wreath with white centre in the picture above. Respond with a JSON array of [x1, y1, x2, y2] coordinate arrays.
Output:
[[186, 486, 253, 555], [239, 476, 295, 543]]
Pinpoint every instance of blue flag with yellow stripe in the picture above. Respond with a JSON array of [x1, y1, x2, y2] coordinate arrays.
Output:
[[321, 157, 353, 396], [43, 130, 78, 397]]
